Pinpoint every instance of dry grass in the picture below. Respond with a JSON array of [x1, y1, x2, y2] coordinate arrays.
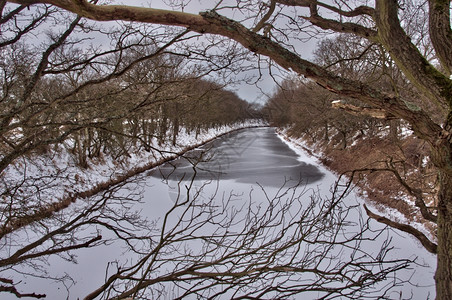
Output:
[[306, 134, 437, 236]]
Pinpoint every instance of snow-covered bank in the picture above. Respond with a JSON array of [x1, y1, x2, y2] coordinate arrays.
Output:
[[275, 129, 437, 299], [275, 127, 436, 242], [1, 120, 267, 235]]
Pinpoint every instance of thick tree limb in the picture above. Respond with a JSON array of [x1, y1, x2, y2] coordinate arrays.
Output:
[[0, 235, 102, 267], [375, 0, 451, 111], [275, 1, 377, 38], [304, 15, 377, 39], [331, 100, 396, 119], [428, 0, 452, 76], [363, 204, 437, 254], [252, 0, 276, 33], [4, 1, 444, 146], [0, 284, 45, 299], [275, 0, 374, 17], [6, 0, 210, 26]]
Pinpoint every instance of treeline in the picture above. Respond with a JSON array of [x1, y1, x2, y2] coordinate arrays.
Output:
[[264, 77, 380, 149], [266, 25, 447, 141], [0, 12, 253, 170], [64, 69, 253, 167], [263, 32, 436, 146]]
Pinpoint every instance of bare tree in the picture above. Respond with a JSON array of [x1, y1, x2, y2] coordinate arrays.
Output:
[[2, 0, 450, 297], [0, 0, 253, 234]]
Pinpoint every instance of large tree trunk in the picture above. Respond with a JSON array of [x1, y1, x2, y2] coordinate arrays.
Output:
[[434, 142, 452, 299], [428, 0, 452, 76]]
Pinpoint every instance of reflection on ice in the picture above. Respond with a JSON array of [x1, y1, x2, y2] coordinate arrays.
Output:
[[149, 127, 325, 187]]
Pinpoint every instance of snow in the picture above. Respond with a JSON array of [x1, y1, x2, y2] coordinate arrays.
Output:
[[1, 120, 266, 213], [278, 129, 436, 240], [422, 156, 430, 168], [1, 124, 437, 299], [1, 120, 268, 298], [276, 131, 436, 299], [399, 124, 414, 138]]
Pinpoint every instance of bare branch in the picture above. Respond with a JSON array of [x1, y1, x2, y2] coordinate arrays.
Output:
[[4, 0, 444, 146], [0, 3, 24, 25], [0, 6, 50, 47], [0, 283, 46, 299], [375, 0, 451, 110], [340, 166, 438, 223], [252, 0, 276, 33], [364, 204, 437, 254], [274, 0, 374, 17], [304, 14, 377, 40]]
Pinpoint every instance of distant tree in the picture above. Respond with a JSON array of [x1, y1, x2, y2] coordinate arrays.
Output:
[[265, 78, 369, 148]]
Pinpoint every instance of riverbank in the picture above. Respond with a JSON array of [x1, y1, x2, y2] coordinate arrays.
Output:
[[1, 121, 267, 236], [3, 126, 437, 300], [276, 128, 437, 243]]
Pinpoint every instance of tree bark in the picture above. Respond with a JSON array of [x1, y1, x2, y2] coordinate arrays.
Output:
[[375, 0, 451, 113], [363, 204, 437, 254], [172, 103, 179, 146], [434, 144, 452, 299], [428, 0, 452, 76]]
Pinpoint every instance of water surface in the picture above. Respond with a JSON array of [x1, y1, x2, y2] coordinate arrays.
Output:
[[3, 127, 436, 300], [149, 127, 324, 187]]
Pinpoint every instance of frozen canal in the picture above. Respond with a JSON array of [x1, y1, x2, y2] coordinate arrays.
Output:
[[148, 127, 325, 187], [4, 128, 436, 299]]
